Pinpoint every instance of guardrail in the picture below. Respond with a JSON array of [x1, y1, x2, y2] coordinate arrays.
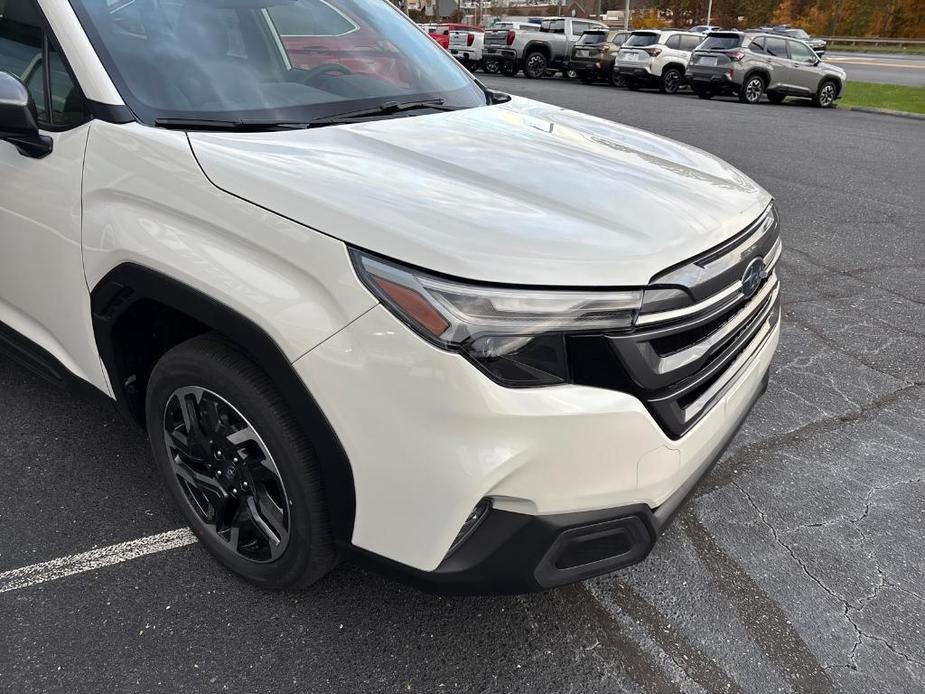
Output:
[[818, 36, 925, 48]]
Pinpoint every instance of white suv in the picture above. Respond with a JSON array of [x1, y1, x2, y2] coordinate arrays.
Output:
[[0, 0, 780, 593], [614, 30, 705, 93]]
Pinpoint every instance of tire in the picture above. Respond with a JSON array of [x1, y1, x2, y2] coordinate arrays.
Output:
[[146, 333, 336, 589], [813, 79, 838, 108], [610, 69, 625, 88], [767, 93, 786, 104], [483, 57, 500, 74], [659, 66, 683, 94], [738, 74, 765, 104], [499, 60, 518, 76], [523, 51, 548, 79]]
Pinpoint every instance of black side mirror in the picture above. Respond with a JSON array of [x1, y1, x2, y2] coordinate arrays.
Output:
[[0, 71, 53, 159]]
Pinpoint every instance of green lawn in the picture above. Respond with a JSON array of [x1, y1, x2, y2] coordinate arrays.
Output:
[[838, 81, 925, 115], [828, 43, 925, 56]]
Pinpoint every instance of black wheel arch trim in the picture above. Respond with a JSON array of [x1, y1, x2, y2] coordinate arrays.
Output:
[[90, 262, 357, 544], [523, 41, 552, 58]]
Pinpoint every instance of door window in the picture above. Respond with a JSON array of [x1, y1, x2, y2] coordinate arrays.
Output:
[[0, 0, 88, 129], [571, 22, 590, 37], [664, 34, 680, 50], [764, 37, 788, 58], [788, 40, 816, 63]]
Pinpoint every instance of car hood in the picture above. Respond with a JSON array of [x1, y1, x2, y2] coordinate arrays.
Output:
[[189, 96, 771, 287]]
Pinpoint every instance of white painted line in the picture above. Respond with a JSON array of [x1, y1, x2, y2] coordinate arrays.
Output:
[[0, 528, 198, 594]]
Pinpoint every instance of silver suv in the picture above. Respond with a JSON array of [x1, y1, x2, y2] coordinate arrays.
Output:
[[688, 31, 846, 106]]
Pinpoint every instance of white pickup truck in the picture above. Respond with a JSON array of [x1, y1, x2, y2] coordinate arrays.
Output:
[[483, 17, 608, 78], [449, 28, 484, 71]]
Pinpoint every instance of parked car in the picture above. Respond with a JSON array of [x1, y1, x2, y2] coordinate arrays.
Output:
[[689, 24, 721, 33], [613, 30, 704, 93], [482, 21, 541, 73], [688, 31, 846, 106], [449, 26, 485, 71], [768, 25, 827, 56], [424, 23, 482, 51], [570, 29, 631, 84], [1, 0, 781, 594], [484, 16, 608, 78]]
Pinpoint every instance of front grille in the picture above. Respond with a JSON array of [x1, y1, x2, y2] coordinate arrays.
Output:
[[570, 205, 781, 438]]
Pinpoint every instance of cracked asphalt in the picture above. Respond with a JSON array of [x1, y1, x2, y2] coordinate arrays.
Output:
[[1, 77, 923, 693]]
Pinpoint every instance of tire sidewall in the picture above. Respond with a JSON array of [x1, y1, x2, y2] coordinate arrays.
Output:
[[662, 67, 682, 94], [742, 75, 765, 103], [524, 51, 547, 79], [146, 343, 327, 588]]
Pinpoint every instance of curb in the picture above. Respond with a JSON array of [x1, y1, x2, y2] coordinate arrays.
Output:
[[836, 104, 925, 121]]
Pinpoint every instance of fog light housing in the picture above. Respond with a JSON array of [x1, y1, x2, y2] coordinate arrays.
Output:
[[446, 499, 491, 557]]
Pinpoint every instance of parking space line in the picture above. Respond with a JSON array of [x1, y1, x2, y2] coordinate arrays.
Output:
[[0, 528, 197, 594]]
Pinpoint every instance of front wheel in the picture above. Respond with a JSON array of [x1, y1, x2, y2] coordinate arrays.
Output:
[[610, 69, 625, 87], [523, 51, 548, 79], [739, 75, 765, 104], [660, 67, 683, 94], [483, 57, 500, 74], [813, 79, 838, 108], [146, 334, 336, 589]]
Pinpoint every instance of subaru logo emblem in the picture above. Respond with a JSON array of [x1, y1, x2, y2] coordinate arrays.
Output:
[[741, 258, 765, 298]]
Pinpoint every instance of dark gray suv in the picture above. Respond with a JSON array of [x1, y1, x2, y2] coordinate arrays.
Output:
[[688, 31, 846, 106]]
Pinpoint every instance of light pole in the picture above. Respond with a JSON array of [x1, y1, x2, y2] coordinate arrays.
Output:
[[706, 0, 712, 25], [624, 0, 629, 30]]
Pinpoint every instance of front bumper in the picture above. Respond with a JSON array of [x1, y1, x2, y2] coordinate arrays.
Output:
[[356, 363, 770, 594], [294, 300, 781, 579]]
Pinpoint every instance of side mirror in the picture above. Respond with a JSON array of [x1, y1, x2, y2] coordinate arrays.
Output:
[[0, 71, 53, 159]]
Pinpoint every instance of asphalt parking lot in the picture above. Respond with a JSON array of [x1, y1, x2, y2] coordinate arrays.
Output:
[[2, 77, 923, 694]]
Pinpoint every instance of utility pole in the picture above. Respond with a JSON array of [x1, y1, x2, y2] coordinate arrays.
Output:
[[624, 0, 629, 29], [706, 0, 712, 25]]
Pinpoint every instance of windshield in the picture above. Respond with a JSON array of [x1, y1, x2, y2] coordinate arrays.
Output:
[[625, 32, 658, 47], [577, 31, 607, 45], [699, 34, 743, 50], [68, 0, 485, 126]]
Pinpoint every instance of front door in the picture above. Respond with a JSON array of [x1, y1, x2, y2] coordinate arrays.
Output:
[[786, 39, 821, 95], [0, 0, 105, 389]]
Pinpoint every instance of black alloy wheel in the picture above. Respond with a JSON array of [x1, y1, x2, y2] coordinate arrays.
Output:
[[146, 334, 336, 588], [660, 67, 683, 94], [163, 386, 289, 563], [483, 57, 500, 74]]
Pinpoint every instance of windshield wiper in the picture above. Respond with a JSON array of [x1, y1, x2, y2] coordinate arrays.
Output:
[[154, 99, 460, 132], [307, 98, 458, 126], [154, 118, 309, 132]]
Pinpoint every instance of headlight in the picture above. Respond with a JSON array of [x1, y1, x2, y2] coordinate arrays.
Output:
[[351, 250, 642, 386]]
